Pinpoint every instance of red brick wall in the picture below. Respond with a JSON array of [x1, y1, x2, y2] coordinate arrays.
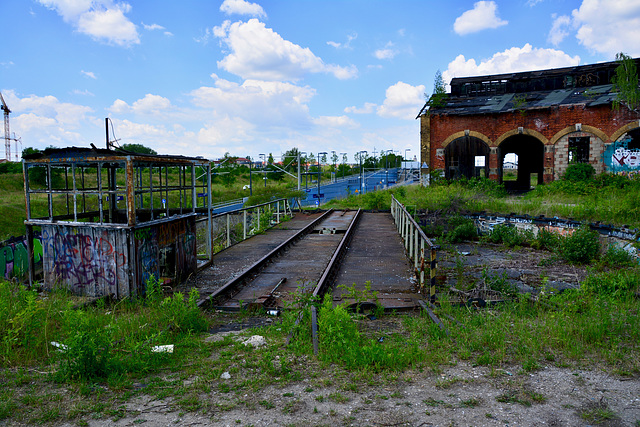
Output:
[[427, 105, 638, 173]]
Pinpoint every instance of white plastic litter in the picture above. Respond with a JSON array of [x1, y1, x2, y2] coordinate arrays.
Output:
[[151, 344, 174, 353], [50, 341, 68, 352], [220, 372, 231, 379]]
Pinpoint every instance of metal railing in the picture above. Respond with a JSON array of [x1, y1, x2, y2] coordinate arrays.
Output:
[[391, 195, 438, 302], [195, 198, 292, 260]]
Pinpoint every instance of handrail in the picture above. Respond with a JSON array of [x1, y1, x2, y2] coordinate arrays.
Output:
[[390, 195, 439, 303]]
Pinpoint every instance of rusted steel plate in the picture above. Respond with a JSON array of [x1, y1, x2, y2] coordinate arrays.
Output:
[[331, 212, 422, 311]]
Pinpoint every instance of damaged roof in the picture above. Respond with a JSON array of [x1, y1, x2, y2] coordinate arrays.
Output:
[[419, 58, 639, 117]]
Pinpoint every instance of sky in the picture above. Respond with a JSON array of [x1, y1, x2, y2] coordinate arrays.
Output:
[[2, 0, 640, 163]]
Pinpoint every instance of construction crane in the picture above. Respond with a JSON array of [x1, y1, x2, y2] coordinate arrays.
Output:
[[0, 91, 21, 161]]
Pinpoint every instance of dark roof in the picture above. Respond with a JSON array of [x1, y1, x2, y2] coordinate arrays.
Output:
[[419, 58, 639, 117]]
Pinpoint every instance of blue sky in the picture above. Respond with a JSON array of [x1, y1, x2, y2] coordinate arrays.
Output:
[[2, 0, 639, 163]]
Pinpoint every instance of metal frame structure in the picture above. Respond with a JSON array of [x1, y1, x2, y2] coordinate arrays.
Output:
[[22, 147, 212, 297]]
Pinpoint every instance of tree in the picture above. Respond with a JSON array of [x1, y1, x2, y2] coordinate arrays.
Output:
[[120, 143, 157, 155], [268, 153, 274, 165], [425, 70, 447, 108], [22, 147, 42, 158], [612, 52, 640, 113]]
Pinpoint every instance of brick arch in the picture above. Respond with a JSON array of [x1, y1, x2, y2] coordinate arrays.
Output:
[[549, 125, 609, 146], [610, 120, 640, 142], [441, 131, 493, 148], [495, 128, 549, 147]]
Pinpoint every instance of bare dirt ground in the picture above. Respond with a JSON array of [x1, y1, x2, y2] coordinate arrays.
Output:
[[9, 243, 640, 427]]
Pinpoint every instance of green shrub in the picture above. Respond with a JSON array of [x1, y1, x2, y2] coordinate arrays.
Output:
[[445, 216, 477, 243], [560, 226, 600, 264], [599, 245, 636, 268], [159, 289, 209, 333], [563, 163, 595, 182], [532, 227, 562, 251], [485, 223, 532, 247], [363, 191, 387, 210], [57, 328, 118, 381], [581, 268, 640, 297]]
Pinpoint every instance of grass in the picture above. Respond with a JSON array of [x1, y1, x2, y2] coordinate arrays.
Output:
[[0, 263, 638, 424]]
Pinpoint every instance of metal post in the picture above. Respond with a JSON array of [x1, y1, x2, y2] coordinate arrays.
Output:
[[430, 247, 437, 303], [243, 209, 247, 240], [311, 305, 319, 356], [226, 213, 230, 248], [297, 151, 301, 191]]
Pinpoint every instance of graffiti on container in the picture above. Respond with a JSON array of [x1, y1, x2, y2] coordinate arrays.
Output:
[[137, 236, 159, 284], [1, 235, 43, 280], [42, 228, 126, 294]]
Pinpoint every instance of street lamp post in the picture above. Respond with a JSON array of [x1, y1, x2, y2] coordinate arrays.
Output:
[[317, 151, 327, 203], [249, 156, 253, 196], [340, 152, 346, 180], [404, 148, 411, 181], [358, 150, 367, 194], [259, 153, 266, 187]]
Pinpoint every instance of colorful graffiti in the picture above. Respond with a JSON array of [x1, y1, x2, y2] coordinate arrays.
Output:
[[605, 136, 640, 173], [0, 235, 43, 280], [42, 227, 127, 295]]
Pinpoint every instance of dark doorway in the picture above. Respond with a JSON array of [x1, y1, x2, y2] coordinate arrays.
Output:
[[444, 136, 490, 180], [499, 135, 544, 191]]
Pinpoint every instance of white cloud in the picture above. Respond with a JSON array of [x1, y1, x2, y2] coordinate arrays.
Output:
[[189, 77, 315, 128], [572, 0, 640, 56], [109, 99, 130, 114], [2, 90, 96, 148], [142, 23, 164, 31], [548, 14, 572, 46], [344, 102, 377, 114], [327, 32, 357, 49], [71, 89, 94, 96], [312, 115, 358, 129], [453, 1, 508, 35], [81, 70, 96, 79], [443, 44, 580, 84], [214, 19, 357, 81], [38, 0, 139, 47], [131, 94, 172, 114], [377, 82, 426, 120], [220, 0, 266, 18], [374, 42, 398, 60]]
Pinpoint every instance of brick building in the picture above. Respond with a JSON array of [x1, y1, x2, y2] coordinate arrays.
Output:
[[418, 59, 640, 189]]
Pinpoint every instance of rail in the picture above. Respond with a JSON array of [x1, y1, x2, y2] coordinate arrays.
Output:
[[197, 209, 334, 309], [390, 195, 438, 302]]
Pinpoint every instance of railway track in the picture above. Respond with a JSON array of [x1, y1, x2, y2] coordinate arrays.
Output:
[[197, 209, 424, 312]]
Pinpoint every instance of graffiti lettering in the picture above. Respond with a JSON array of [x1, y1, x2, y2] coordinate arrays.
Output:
[[0, 236, 43, 280], [42, 228, 126, 295]]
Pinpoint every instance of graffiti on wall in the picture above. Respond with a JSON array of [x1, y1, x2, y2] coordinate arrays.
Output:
[[605, 136, 640, 173], [42, 227, 127, 296], [0, 235, 43, 280], [134, 217, 197, 288]]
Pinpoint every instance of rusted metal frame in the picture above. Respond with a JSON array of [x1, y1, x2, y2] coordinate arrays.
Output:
[[312, 209, 362, 300], [23, 161, 35, 288], [148, 165, 154, 221], [125, 159, 135, 226], [191, 165, 196, 213], [197, 209, 335, 309], [46, 163, 53, 221], [64, 166, 70, 216], [71, 163, 78, 222], [81, 166, 86, 214], [98, 163, 104, 223], [206, 162, 212, 260]]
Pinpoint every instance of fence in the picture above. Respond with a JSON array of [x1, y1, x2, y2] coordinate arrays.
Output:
[[196, 198, 293, 258], [390, 195, 439, 302]]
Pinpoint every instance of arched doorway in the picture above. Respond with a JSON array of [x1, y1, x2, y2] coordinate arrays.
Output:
[[444, 136, 490, 180], [499, 135, 544, 190]]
